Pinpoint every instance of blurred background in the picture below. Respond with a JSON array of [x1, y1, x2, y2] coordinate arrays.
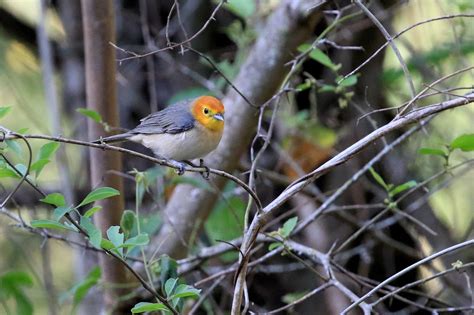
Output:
[[0, 0, 473, 314]]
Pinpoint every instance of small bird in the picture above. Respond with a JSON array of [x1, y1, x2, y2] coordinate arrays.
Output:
[[95, 95, 225, 174]]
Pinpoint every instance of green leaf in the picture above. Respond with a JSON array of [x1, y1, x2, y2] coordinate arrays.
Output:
[[298, 44, 341, 71], [280, 216, 298, 238], [170, 284, 201, 299], [77, 108, 102, 123], [40, 193, 66, 207], [389, 180, 417, 197], [223, 0, 255, 19], [70, 267, 101, 306], [268, 242, 283, 251], [53, 206, 73, 221], [30, 158, 50, 177], [0, 106, 11, 119], [6, 140, 22, 156], [164, 278, 179, 297], [160, 255, 178, 291], [0, 167, 20, 178], [0, 271, 33, 315], [338, 75, 358, 87], [450, 134, 474, 152], [78, 187, 120, 207], [418, 147, 447, 156], [31, 219, 73, 231], [120, 210, 136, 237], [121, 233, 149, 248], [296, 80, 312, 92], [80, 217, 102, 249], [38, 142, 60, 160], [84, 206, 102, 218], [100, 239, 116, 251], [131, 302, 169, 313], [369, 167, 389, 191], [107, 226, 124, 257]]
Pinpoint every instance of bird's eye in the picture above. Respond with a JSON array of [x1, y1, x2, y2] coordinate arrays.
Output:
[[203, 108, 210, 115]]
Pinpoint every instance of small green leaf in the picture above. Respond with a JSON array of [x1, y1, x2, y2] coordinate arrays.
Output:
[[170, 284, 201, 299], [418, 147, 446, 156], [100, 238, 115, 250], [40, 193, 66, 207], [38, 142, 60, 160], [369, 167, 389, 191], [31, 219, 73, 231], [164, 278, 179, 297], [80, 217, 102, 249], [77, 108, 102, 123], [450, 134, 474, 152], [78, 187, 120, 207], [160, 255, 178, 291], [107, 226, 124, 257], [268, 242, 283, 251], [6, 140, 22, 156], [296, 80, 312, 91], [338, 75, 358, 87], [53, 206, 73, 221], [0, 168, 20, 178], [84, 206, 102, 218], [131, 302, 169, 313], [280, 217, 298, 238], [0, 106, 11, 119], [30, 158, 50, 177], [298, 44, 340, 71], [389, 180, 417, 197], [121, 233, 149, 248], [71, 267, 101, 306], [120, 210, 136, 237]]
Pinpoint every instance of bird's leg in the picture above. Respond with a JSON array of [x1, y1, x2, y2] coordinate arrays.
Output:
[[198, 159, 210, 180], [183, 159, 210, 179], [169, 160, 186, 175]]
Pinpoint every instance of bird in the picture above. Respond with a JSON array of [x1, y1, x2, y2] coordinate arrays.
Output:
[[94, 95, 225, 175]]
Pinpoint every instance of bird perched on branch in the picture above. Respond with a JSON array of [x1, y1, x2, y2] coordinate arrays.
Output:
[[94, 95, 225, 175]]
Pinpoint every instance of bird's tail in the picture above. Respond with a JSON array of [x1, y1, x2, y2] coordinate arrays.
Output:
[[92, 132, 131, 144]]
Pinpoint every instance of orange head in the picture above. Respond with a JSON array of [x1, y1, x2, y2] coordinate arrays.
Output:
[[191, 96, 225, 132]]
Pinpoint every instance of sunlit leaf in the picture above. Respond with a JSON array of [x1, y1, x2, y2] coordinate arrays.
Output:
[[31, 219, 73, 231], [369, 167, 389, 191], [53, 206, 72, 221], [170, 284, 201, 299], [389, 180, 417, 197], [80, 217, 102, 249], [77, 187, 120, 207], [40, 193, 66, 207], [450, 134, 474, 152], [418, 147, 446, 157], [280, 216, 298, 238], [131, 302, 169, 313], [76, 108, 102, 123], [38, 142, 60, 160], [84, 206, 102, 218]]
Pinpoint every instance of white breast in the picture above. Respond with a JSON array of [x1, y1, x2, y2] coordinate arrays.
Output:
[[129, 125, 222, 161]]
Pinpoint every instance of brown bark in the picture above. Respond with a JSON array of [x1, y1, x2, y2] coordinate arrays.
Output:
[[81, 0, 129, 312]]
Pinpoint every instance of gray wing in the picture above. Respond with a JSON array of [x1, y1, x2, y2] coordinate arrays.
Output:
[[130, 100, 195, 135]]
